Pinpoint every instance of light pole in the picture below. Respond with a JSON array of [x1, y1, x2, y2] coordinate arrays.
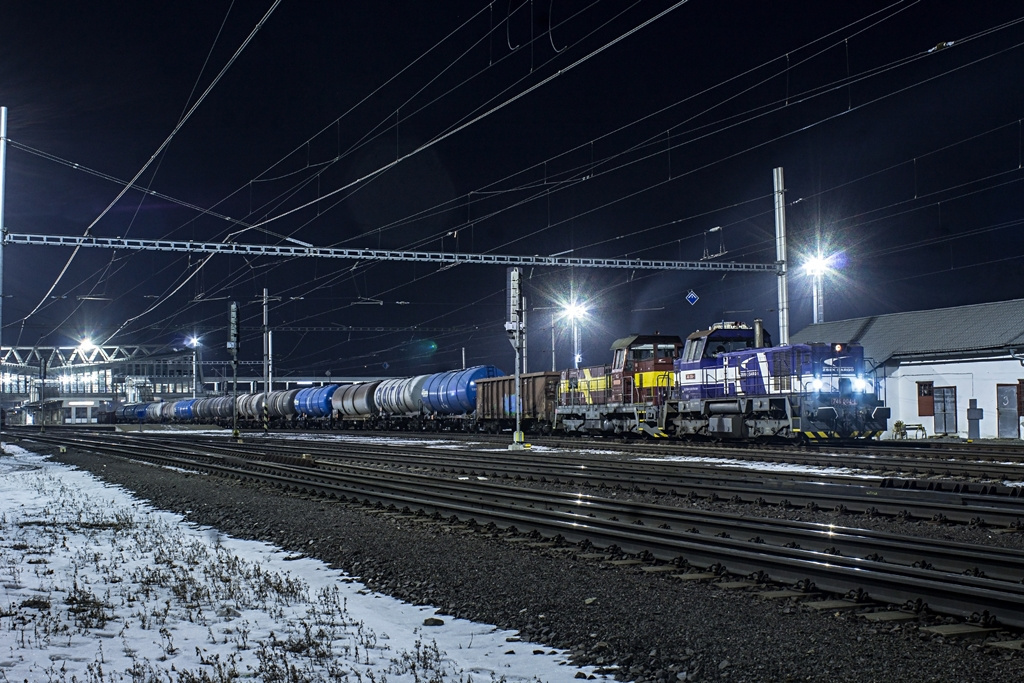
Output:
[[187, 336, 200, 398], [804, 254, 830, 325], [551, 311, 556, 371], [562, 301, 587, 369]]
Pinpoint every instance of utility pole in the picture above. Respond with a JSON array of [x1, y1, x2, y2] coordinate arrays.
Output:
[[773, 167, 790, 345], [228, 301, 240, 439], [811, 230, 825, 325], [504, 267, 527, 450], [812, 269, 824, 324], [550, 312, 556, 371], [262, 287, 270, 435], [522, 298, 528, 374], [0, 107, 6, 421], [0, 107, 7, 350], [39, 357, 46, 432]]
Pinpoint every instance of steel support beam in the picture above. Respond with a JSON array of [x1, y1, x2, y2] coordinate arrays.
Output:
[[0, 344, 169, 368], [4, 232, 780, 273]]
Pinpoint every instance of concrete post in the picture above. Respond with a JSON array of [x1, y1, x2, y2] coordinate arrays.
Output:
[[967, 398, 983, 440]]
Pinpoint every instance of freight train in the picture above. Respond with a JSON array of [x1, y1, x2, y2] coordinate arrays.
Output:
[[112, 320, 889, 441]]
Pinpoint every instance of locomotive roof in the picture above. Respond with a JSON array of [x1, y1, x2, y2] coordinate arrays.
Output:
[[791, 297, 1024, 367], [685, 325, 756, 341], [609, 334, 683, 350]]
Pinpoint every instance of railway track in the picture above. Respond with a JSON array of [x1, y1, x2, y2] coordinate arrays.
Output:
[[71, 429, 1024, 527], [9, 429, 1024, 631], [236, 427, 1024, 480], [16, 424, 1024, 473]]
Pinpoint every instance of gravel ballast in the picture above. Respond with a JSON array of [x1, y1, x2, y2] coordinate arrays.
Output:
[[42, 446, 1024, 683]]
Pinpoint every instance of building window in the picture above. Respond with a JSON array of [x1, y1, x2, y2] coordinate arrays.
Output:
[[917, 381, 934, 416]]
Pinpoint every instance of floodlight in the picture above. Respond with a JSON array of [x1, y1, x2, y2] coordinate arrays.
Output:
[[563, 302, 587, 319], [804, 252, 835, 324], [804, 254, 830, 276], [561, 300, 588, 369]]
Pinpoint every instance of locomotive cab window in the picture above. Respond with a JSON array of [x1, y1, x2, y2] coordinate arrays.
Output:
[[613, 348, 626, 370], [703, 338, 754, 359], [682, 338, 705, 362], [630, 344, 656, 362]]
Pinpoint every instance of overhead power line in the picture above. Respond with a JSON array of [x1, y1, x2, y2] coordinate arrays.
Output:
[[3, 233, 778, 273], [17, 0, 284, 343]]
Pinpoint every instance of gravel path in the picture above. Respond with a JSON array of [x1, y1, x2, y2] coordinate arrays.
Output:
[[46, 446, 1024, 683]]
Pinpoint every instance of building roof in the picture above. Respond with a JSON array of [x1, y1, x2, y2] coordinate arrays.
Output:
[[789, 298, 1024, 368]]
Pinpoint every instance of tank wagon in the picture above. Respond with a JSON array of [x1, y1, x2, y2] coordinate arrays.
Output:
[[332, 381, 381, 428], [375, 375, 430, 428], [268, 389, 301, 419], [295, 385, 339, 419], [116, 365, 506, 431]]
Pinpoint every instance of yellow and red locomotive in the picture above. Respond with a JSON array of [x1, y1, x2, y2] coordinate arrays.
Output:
[[557, 334, 683, 437]]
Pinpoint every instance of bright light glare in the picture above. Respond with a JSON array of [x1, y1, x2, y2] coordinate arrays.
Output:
[[804, 254, 830, 276], [853, 377, 867, 392], [79, 338, 95, 351], [811, 378, 823, 391], [188, 336, 200, 348], [563, 302, 587, 319]]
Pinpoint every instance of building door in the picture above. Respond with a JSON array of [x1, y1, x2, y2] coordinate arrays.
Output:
[[933, 386, 957, 435], [997, 384, 1019, 438]]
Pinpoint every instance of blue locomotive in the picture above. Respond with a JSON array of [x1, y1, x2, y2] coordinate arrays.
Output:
[[667, 321, 889, 440]]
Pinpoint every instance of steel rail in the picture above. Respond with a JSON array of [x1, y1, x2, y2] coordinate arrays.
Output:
[[18, 431, 1024, 628], [137, 432, 1024, 527], [172, 433, 1024, 494], [184, 428, 1024, 482]]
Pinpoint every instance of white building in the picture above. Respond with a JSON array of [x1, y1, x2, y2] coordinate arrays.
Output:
[[792, 299, 1024, 440]]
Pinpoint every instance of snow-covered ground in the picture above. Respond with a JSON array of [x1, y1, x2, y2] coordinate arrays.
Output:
[[0, 443, 617, 682]]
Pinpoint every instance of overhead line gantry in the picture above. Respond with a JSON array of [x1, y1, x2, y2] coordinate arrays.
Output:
[[2, 233, 780, 273]]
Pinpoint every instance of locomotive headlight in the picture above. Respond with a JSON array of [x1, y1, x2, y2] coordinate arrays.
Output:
[[811, 378, 823, 391], [852, 377, 867, 392]]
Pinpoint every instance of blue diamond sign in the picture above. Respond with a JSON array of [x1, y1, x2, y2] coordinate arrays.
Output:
[[685, 290, 699, 306]]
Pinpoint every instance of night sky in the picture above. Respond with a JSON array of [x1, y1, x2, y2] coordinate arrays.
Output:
[[3, 1, 1023, 378]]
